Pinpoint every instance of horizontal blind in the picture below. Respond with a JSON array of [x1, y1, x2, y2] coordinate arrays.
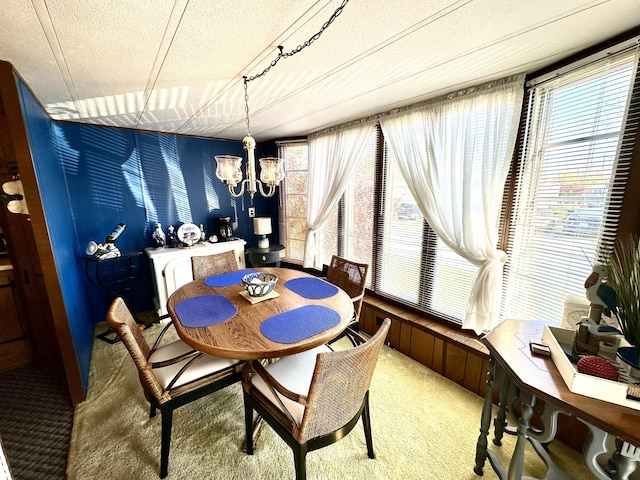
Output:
[[374, 141, 478, 322], [503, 47, 640, 324]]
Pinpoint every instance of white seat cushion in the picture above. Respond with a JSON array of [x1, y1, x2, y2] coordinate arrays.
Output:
[[149, 340, 239, 390], [250, 345, 331, 424]]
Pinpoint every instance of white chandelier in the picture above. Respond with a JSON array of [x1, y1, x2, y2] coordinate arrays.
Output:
[[214, 0, 349, 200], [214, 79, 284, 199]]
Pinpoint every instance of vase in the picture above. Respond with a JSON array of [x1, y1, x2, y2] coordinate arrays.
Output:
[[617, 346, 640, 378]]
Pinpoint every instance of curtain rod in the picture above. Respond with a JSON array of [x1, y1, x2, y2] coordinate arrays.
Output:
[[526, 35, 640, 88], [309, 73, 525, 139]]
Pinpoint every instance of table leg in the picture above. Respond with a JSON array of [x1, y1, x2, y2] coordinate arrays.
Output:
[[580, 421, 611, 480], [529, 401, 565, 444], [493, 366, 509, 446], [506, 392, 536, 480], [606, 438, 639, 480], [474, 356, 497, 475]]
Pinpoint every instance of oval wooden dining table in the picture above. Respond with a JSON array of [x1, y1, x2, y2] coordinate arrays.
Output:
[[166, 267, 354, 360]]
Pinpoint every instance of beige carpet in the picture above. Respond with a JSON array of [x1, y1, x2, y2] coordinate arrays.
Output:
[[66, 323, 596, 480]]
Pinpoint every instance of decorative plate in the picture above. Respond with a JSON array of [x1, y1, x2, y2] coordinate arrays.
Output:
[[177, 223, 201, 247]]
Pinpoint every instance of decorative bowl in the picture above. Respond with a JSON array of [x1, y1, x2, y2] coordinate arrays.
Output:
[[242, 272, 278, 297]]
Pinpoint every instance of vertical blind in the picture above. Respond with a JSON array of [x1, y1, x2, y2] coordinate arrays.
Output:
[[502, 46, 640, 324]]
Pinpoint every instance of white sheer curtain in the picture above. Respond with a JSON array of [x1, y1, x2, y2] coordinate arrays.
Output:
[[380, 75, 524, 333], [304, 122, 375, 268]]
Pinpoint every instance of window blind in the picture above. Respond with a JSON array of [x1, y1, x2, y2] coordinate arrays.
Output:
[[502, 46, 640, 325]]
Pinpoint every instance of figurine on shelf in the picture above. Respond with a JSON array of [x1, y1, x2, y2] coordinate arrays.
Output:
[[573, 262, 621, 356], [584, 263, 617, 318], [86, 240, 121, 260], [152, 223, 166, 248], [166, 225, 179, 248]]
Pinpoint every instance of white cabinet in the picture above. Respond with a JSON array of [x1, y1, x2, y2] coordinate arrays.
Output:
[[145, 239, 246, 315]]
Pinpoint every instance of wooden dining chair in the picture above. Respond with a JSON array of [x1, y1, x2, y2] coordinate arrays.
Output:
[[191, 250, 239, 280], [106, 297, 242, 478], [325, 255, 369, 345], [242, 318, 391, 480]]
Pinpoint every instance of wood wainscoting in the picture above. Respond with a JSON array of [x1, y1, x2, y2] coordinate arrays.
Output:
[[359, 296, 490, 398], [358, 295, 589, 453]]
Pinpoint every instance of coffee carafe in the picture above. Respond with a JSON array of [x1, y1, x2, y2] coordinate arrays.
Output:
[[218, 216, 234, 241]]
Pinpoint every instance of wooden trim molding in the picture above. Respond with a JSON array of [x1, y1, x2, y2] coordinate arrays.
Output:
[[0, 60, 84, 405]]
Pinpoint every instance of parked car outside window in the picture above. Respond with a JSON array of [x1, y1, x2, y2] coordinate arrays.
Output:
[[563, 208, 603, 235], [397, 203, 422, 220]]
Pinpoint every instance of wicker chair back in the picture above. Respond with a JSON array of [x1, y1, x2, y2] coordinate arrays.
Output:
[[191, 250, 238, 280], [326, 255, 368, 319], [297, 318, 389, 442]]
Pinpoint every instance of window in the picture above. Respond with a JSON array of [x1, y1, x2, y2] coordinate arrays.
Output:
[[377, 149, 479, 316], [279, 132, 377, 279], [503, 47, 640, 324], [278, 142, 308, 263], [279, 37, 640, 330]]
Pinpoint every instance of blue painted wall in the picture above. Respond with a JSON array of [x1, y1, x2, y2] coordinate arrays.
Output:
[[17, 80, 94, 389], [17, 76, 279, 392]]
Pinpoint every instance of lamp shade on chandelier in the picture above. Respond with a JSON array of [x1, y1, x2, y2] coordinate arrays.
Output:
[[214, 135, 284, 199], [214, 76, 285, 199], [214, 0, 349, 200]]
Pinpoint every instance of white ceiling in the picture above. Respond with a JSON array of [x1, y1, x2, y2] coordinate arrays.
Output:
[[1, 0, 639, 142]]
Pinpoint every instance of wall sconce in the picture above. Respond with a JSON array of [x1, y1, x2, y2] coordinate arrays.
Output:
[[253, 217, 272, 249], [1, 179, 29, 215]]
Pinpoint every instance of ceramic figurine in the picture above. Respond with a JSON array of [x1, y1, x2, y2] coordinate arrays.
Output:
[[166, 225, 179, 248], [578, 316, 623, 337], [584, 263, 617, 317], [152, 223, 166, 248]]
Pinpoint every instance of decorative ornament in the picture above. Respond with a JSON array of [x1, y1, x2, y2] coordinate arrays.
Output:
[[577, 355, 619, 381], [152, 223, 166, 248]]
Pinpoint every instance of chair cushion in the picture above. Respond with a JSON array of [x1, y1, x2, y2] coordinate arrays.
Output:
[[149, 340, 239, 390], [250, 345, 331, 424]]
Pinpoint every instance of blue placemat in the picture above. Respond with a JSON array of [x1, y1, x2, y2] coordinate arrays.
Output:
[[174, 294, 237, 328], [261, 305, 341, 343], [204, 269, 257, 287], [284, 277, 339, 299]]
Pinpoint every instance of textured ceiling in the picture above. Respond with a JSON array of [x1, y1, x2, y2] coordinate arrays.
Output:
[[1, 0, 639, 142]]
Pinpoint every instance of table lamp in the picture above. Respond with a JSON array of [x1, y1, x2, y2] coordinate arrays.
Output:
[[253, 217, 272, 249]]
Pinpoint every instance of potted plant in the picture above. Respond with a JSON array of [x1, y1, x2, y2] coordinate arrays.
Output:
[[606, 235, 640, 373]]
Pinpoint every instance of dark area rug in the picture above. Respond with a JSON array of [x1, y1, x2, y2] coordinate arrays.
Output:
[[0, 361, 73, 479]]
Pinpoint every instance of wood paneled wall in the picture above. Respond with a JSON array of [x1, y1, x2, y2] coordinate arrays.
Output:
[[359, 296, 490, 399], [360, 295, 589, 453]]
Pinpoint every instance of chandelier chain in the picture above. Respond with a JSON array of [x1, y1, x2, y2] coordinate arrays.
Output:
[[243, 78, 251, 135], [244, 0, 349, 84], [241, 0, 349, 136]]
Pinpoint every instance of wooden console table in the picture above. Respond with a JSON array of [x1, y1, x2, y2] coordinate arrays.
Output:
[[474, 319, 639, 479]]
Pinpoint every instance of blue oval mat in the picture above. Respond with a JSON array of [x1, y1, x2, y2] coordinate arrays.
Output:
[[204, 269, 257, 287], [284, 277, 339, 299], [174, 294, 237, 328], [261, 305, 340, 343]]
